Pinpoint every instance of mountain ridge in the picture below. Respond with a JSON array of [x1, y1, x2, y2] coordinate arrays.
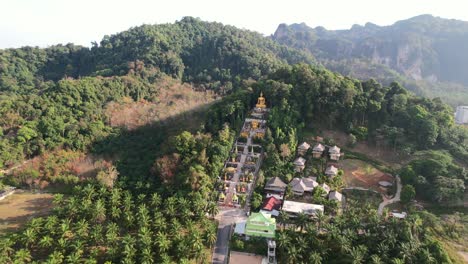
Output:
[[272, 15, 468, 105]]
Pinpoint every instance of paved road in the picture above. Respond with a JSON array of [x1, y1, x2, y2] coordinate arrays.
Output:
[[378, 175, 402, 215], [212, 208, 247, 264]]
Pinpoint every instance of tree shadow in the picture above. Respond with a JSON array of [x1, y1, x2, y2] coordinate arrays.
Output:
[[90, 103, 211, 184]]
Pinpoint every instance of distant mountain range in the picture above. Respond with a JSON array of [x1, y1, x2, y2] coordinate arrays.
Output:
[[272, 15, 468, 106]]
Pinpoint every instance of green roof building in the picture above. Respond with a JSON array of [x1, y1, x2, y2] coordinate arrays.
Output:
[[245, 212, 276, 238]]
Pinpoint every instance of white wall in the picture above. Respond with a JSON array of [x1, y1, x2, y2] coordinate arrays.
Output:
[[455, 106, 468, 124]]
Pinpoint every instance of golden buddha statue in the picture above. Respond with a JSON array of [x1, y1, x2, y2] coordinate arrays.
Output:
[[255, 92, 266, 108], [251, 120, 259, 129]]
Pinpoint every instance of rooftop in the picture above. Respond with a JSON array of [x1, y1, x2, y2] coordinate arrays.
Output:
[[329, 191, 343, 202], [265, 177, 287, 189], [313, 143, 325, 152], [290, 177, 318, 194], [294, 157, 306, 166], [329, 145, 341, 154], [282, 200, 324, 216], [298, 142, 311, 150], [325, 165, 339, 175], [261, 196, 282, 211]]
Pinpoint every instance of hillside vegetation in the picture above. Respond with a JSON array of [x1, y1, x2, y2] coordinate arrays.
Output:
[[0, 17, 466, 263]]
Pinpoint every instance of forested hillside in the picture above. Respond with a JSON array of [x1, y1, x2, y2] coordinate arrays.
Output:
[[0, 17, 467, 263], [0, 17, 313, 170], [272, 15, 468, 105]]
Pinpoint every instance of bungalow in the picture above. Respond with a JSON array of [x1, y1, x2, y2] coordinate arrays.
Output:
[[312, 143, 325, 158], [329, 146, 342, 161], [265, 177, 287, 199], [282, 200, 324, 217], [297, 142, 311, 156], [325, 165, 339, 178], [245, 212, 276, 238], [319, 183, 330, 195], [260, 196, 282, 217], [329, 191, 343, 203], [293, 157, 306, 172], [289, 177, 318, 196]]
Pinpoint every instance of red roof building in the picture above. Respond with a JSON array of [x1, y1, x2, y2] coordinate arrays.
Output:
[[261, 196, 282, 211]]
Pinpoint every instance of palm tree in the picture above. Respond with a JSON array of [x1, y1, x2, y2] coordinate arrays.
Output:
[[310, 252, 322, 264], [391, 258, 405, 264], [348, 245, 367, 264], [140, 247, 154, 264], [106, 222, 119, 244], [315, 211, 327, 231], [14, 249, 32, 263], [370, 255, 383, 264], [27, 217, 43, 233], [204, 228, 217, 247], [44, 216, 59, 236], [0, 238, 15, 257], [156, 232, 171, 254], [94, 199, 107, 223], [110, 205, 121, 220], [22, 228, 36, 248], [149, 193, 161, 208], [39, 236, 54, 249], [287, 244, 299, 264], [122, 235, 136, 264], [53, 194, 64, 206], [277, 231, 291, 256], [66, 249, 83, 264], [277, 211, 289, 229], [295, 212, 309, 232], [207, 202, 219, 218], [74, 219, 89, 238]]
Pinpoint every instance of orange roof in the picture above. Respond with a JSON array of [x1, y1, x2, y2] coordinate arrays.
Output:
[[262, 196, 282, 211]]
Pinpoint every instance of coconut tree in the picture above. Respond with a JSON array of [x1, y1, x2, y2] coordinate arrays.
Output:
[[286, 244, 299, 264], [149, 193, 161, 208], [122, 235, 137, 264], [44, 251, 64, 264], [348, 245, 367, 264], [66, 249, 83, 264], [310, 252, 322, 264], [370, 255, 384, 264], [277, 211, 289, 229], [0, 238, 14, 258], [39, 235, 54, 249], [156, 232, 171, 254], [106, 222, 119, 244], [93, 199, 107, 223], [207, 202, 219, 218], [22, 228, 37, 248], [14, 249, 32, 263], [295, 212, 309, 232], [140, 247, 154, 264], [204, 228, 217, 247], [74, 219, 89, 238]]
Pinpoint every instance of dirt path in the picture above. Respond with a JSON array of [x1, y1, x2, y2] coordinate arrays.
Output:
[[378, 175, 402, 215]]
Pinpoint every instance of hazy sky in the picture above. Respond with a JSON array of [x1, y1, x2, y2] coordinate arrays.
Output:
[[1, 0, 468, 48]]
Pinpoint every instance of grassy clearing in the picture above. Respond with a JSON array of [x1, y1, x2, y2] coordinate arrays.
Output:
[[0, 190, 54, 235], [343, 189, 382, 208]]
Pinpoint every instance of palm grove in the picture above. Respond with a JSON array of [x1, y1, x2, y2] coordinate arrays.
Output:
[[0, 17, 466, 263]]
